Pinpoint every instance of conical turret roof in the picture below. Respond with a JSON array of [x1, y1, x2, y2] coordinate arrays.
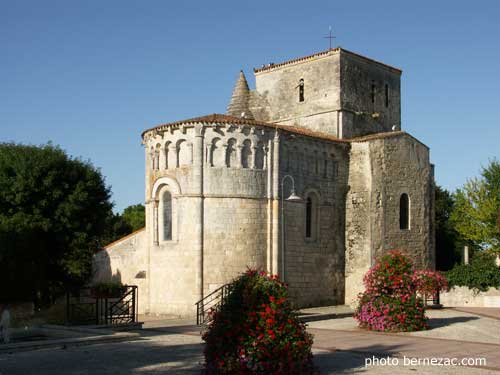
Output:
[[226, 70, 253, 119]]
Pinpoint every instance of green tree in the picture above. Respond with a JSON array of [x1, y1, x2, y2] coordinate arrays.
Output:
[[451, 159, 500, 253], [0, 143, 114, 305], [122, 204, 145, 232], [100, 204, 145, 246], [435, 186, 461, 270]]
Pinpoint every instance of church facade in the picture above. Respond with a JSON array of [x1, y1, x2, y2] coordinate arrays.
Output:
[[93, 48, 435, 317]]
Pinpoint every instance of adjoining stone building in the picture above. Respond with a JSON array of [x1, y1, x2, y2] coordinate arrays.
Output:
[[93, 47, 435, 317]]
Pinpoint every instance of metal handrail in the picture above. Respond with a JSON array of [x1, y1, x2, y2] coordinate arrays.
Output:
[[66, 285, 138, 325], [195, 283, 232, 325]]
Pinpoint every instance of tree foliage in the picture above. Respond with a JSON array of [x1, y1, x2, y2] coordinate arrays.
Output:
[[121, 204, 145, 232], [451, 160, 500, 253], [0, 143, 114, 305], [101, 204, 145, 245], [446, 252, 500, 292], [435, 186, 462, 270]]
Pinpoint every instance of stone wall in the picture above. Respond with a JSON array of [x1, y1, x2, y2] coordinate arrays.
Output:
[[253, 52, 341, 136], [140, 122, 276, 316], [280, 135, 349, 307], [440, 286, 500, 307], [339, 52, 401, 138], [369, 135, 434, 269], [252, 49, 401, 140], [344, 133, 434, 306], [92, 229, 149, 314], [344, 141, 372, 306]]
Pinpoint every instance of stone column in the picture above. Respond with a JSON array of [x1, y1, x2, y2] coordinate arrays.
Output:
[[153, 199, 159, 246], [251, 146, 258, 169], [236, 145, 244, 168], [464, 246, 469, 265], [222, 144, 229, 167], [193, 125, 204, 302], [266, 141, 272, 273], [144, 145, 152, 314], [272, 131, 280, 276], [159, 146, 166, 170], [168, 145, 177, 169], [188, 142, 194, 165], [205, 145, 211, 166]]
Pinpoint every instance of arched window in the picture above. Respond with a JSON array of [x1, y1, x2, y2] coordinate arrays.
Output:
[[162, 191, 172, 240], [298, 79, 304, 102], [241, 139, 252, 168], [399, 193, 409, 230], [306, 197, 313, 238], [305, 192, 319, 240], [254, 141, 265, 169], [226, 138, 237, 167]]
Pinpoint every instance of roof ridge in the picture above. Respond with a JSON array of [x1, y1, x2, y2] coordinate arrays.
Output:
[[253, 47, 402, 74], [103, 227, 146, 250], [141, 114, 413, 145]]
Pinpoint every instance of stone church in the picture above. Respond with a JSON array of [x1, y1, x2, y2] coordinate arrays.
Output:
[[93, 47, 435, 317]]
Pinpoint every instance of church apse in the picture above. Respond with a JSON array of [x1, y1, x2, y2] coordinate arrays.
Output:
[[94, 46, 433, 317]]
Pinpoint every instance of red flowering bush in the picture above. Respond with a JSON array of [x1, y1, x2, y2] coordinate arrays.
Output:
[[202, 269, 317, 374], [354, 250, 428, 332], [413, 270, 449, 299]]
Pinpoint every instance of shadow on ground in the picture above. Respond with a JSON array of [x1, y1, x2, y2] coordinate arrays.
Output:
[[314, 344, 402, 374], [0, 339, 204, 375], [427, 315, 479, 330]]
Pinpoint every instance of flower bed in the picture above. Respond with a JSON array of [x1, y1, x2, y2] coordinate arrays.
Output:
[[413, 269, 449, 301], [202, 270, 317, 374], [354, 250, 428, 332]]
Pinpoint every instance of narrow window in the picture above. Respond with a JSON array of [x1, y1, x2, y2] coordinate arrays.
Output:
[[399, 193, 409, 230], [371, 82, 376, 104], [163, 191, 172, 240], [306, 197, 313, 238], [305, 192, 319, 239], [299, 79, 305, 102], [385, 84, 389, 107]]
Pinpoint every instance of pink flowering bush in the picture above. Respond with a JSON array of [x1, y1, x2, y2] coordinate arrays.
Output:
[[202, 269, 317, 375], [354, 250, 428, 332], [413, 270, 449, 299]]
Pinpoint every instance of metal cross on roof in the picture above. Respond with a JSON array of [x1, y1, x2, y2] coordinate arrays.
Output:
[[324, 26, 336, 50]]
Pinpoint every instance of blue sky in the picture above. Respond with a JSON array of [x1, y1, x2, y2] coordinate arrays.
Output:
[[1, 1, 499, 212]]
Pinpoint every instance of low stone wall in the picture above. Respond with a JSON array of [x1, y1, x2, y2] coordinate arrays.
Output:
[[440, 286, 500, 307]]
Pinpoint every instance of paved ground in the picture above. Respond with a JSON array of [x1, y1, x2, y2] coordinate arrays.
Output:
[[452, 307, 500, 321], [1, 308, 499, 374], [308, 308, 500, 345]]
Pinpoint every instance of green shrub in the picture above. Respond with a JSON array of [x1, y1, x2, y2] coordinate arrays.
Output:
[[90, 282, 126, 298], [202, 270, 317, 374], [446, 252, 500, 292]]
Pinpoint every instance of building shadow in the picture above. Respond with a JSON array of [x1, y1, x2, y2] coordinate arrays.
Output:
[[427, 315, 479, 330], [313, 343, 405, 373], [0, 332, 411, 375]]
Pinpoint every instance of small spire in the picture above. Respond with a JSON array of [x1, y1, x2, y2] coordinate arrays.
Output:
[[226, 70, 253, 119]]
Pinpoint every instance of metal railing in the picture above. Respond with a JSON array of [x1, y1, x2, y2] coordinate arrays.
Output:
[[424, 290, 441, 307], [66, 285, 138, 326], [195, 283, 232, 326]]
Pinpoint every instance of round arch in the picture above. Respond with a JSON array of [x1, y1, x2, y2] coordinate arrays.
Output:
[[151, 176, 181, 200]]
